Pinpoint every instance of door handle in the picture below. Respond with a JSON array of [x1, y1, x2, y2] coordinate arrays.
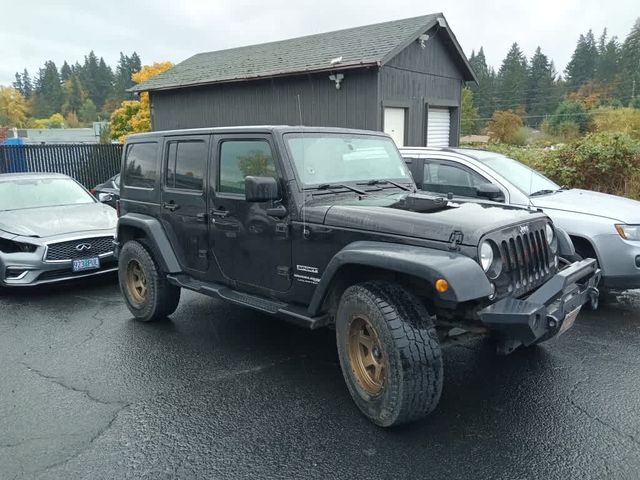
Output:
[[211, 208, 229, 218], [162, 202, 180, 212], [196, 212, 208, 222]]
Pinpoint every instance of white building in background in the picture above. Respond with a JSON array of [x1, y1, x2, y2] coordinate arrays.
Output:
[[13, 122, 112, 144]]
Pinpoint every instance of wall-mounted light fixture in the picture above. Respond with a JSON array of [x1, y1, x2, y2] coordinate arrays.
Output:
[[418, 34, 430, 49], [329, 73, 344, 90]]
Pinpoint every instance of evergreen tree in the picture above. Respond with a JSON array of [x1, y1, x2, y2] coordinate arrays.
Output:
[[13, 70, 33, 98], [594, 28, 621, 89], [112, 52, 142, 102], [79, 98, 98, 123], [63, 75, 83, 115], [621, 17, 640, 105], [565, 30, 598, 90], [497, 43, 528, 111], [468, 47, 496, 123], [130, 52, 141, 72], [527, 47, 559, 125], [13, 73, 23, 95], [79, 51, 101, 108], [33, 61, 64, 117], [21, 69, 33, 99], [460, 87, 479, 134], [60, 61, 72, 82]]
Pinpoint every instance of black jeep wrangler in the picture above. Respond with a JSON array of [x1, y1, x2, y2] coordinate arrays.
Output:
[[115, 126, 600, 427]]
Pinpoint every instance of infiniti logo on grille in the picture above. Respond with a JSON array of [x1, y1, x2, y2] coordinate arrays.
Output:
[[75, 243, 92, 252]]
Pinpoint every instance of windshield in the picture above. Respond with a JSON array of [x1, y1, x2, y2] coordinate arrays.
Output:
[[0, 177, 95, 211], [284, 133, 412, 187], [471, 152, 559, 196]]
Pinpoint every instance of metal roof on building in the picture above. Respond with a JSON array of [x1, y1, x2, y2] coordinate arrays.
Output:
[[131, 13, 476, 93]]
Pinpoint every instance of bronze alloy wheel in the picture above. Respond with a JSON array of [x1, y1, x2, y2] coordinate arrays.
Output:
[[126, 259, 147, 304], [347, 315, 387, 396]]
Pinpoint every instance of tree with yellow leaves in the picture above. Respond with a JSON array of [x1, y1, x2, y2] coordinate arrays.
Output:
[[0, 86, 29, 127], [110, 62, 173, 143]]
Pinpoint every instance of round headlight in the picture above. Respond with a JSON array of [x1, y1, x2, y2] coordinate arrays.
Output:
[[480, 241, 494, 272], [545, 223, 555, 244]]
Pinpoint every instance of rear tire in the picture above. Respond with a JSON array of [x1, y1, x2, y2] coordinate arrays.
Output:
[[335, 281, 443, 427], [118, 240, 180, 322]]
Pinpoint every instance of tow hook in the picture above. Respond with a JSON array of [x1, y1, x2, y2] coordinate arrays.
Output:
[[587, 287, 600, 311]]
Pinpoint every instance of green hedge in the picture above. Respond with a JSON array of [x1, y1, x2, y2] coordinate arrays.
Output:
[[469, 132, 640, 199]]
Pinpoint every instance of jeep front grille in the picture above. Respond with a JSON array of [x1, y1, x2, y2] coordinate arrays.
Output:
[[494, 226, 555, 297], [45, 236, 114, 261]]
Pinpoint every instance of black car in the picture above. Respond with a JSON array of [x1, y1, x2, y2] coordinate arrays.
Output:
[[91, 173, 120, 208], [114, 126, 600, 427]]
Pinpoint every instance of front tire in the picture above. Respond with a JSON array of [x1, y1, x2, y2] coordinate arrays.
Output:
[[118, 240, 181, 322], [335, 282, 443, 427]]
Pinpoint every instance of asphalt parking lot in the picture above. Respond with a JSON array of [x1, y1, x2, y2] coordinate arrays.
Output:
[[1, 277, 640, 480]]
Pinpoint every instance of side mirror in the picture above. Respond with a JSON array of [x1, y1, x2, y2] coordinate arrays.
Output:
[[475, 183, 504, 201], [245, 176, 279, 203], [98, 192, 114, 203]]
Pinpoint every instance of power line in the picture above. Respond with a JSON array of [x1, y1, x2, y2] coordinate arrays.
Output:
[[475, 109, 619, 122]]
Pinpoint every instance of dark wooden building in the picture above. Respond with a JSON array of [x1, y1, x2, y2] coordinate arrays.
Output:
[[131, 14, 476, 147]]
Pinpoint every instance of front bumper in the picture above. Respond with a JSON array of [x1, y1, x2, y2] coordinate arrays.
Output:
[[592, 233, 640, 289], [0, 232, 117, 287], [478, 259, 601, 351]]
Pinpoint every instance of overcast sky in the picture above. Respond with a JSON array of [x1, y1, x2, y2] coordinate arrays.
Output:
[[1, 0, 637, 86]]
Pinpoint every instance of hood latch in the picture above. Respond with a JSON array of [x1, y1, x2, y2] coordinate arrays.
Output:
[[448, 230, 464, 251]]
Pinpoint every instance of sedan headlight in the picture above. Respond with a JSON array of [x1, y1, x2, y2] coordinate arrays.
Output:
[[480, 241, 494, 272], [615, 224, 640, 241], [0, 238, 37, 253]]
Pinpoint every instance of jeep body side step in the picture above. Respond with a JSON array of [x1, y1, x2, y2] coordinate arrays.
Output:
[[166, 274, 330, 329]]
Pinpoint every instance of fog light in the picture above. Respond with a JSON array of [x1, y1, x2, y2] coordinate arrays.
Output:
[[636, 256, 640, 268], [435, 279, 449, 293], [5, 268, 27, 279]]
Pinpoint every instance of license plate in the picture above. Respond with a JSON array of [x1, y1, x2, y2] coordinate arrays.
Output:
[[72, 257, 100, 272], [558, 306, 582, 336]]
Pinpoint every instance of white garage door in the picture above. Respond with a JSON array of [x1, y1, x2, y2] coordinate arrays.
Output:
[[383, 107, 406, 147], [427, 107, 450, 147]]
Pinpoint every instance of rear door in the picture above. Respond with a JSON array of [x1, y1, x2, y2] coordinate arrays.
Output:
[[160, 134, 210, 276], [422, 159, 491, 198]]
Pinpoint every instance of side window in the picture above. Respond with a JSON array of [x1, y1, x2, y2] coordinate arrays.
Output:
[[423, 162, 488, 197], [165, 140, 206, 191], [124, 142, 158, 188], [218, 140, 276, 195]]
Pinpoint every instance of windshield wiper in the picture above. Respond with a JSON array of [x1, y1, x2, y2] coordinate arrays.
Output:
[[311, 183, 367, 195], [359, 179, 412, 192], [530, 189, 557, 197]]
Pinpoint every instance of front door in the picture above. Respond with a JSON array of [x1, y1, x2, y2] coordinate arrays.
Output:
[[160, 135, 210, 276], [384, 107, 406, 147], [209, 134, 291, 292]]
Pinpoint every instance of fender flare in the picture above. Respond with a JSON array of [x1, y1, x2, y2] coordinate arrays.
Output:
[[556, 227, 576, 259], [308, 241, 493, 315], [117, 213, 181, 273]]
